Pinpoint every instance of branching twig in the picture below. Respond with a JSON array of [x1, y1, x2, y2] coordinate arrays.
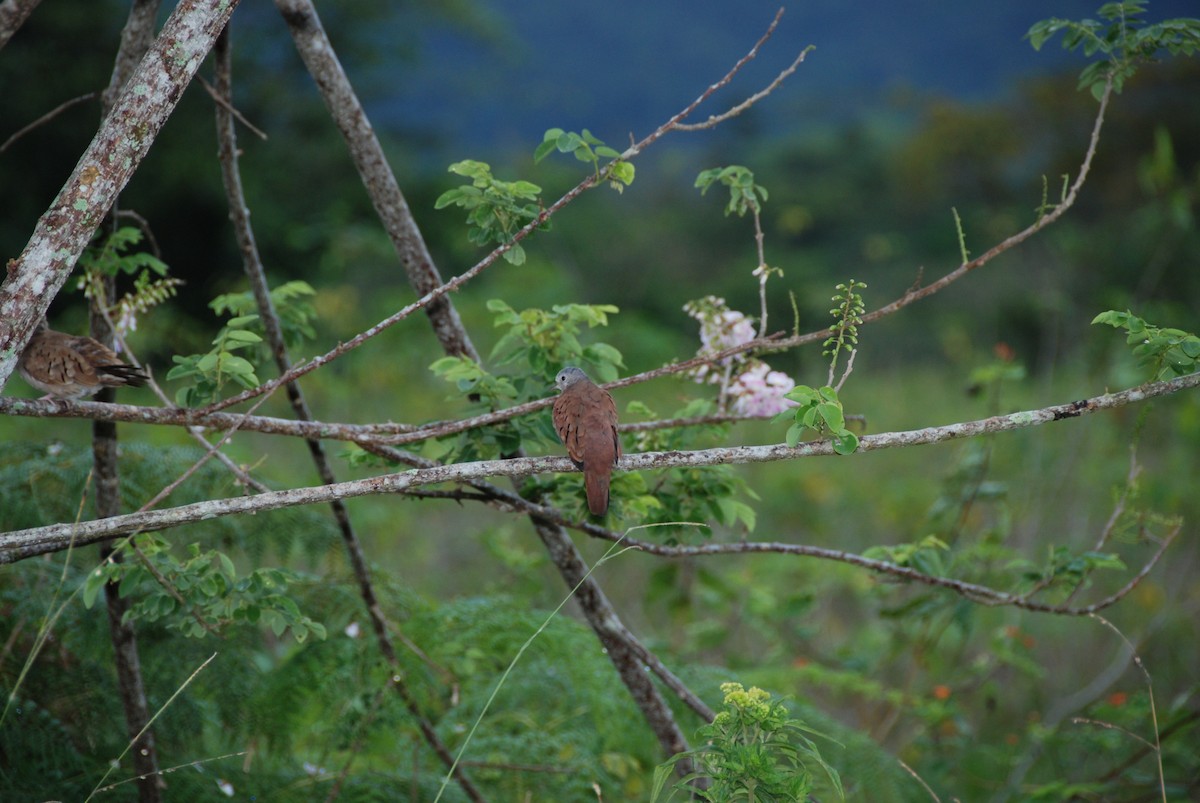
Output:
[[213, 27, 484, 802], [674, 44, 814, 132]]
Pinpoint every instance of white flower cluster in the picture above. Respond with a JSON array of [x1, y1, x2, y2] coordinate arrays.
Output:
[[684, 296, 796, 416]]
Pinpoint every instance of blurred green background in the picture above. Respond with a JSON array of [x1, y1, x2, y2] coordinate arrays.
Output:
[[1, 1, 1198, 800]]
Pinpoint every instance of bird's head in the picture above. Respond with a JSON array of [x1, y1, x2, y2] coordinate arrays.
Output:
[[555, 366, 589, 392]]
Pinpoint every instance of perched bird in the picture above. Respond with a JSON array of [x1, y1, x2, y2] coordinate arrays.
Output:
[[17, 319, 148, 399], [552, 366, 621, 516]]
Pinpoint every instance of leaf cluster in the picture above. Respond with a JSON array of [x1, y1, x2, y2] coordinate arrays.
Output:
[[695, 165, 768, 218], [435, 159, 548, 265], [211, 280, 319, 351], [1027, 1, 1200, 98], [83, 536, 327, 641], [428, 299, 624, 466], [823, 279, 866, 370], [167, 313, 263, 406], [535, 127, 635, 191], [75, 226, 180, 331], [165, 281, 319, 406], [76, 226, 167, 281], [775, 385, 859, 455], [652, 682, 842, 802], [1092, 309, 1200, 380]]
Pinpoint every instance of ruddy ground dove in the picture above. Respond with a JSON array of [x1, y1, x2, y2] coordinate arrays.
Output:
[[17, 320, 148, 399], [552, 366, 621, 516]]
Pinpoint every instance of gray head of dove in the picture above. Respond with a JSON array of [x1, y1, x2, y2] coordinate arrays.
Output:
[[555, 366, 589, 391]]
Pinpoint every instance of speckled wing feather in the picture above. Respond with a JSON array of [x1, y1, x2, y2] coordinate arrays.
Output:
[[18, 327, 148, 399]]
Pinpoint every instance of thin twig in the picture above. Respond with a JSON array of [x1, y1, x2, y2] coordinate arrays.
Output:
[[897, 757, 942, 803], [674, 45, 813, 132], [1088, 614, 1167, 803], [196, 73, 269, 140], [0, 91, 96, 152]]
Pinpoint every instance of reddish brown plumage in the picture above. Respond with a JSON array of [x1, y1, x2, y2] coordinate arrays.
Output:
[[552, 367, 620, 516]]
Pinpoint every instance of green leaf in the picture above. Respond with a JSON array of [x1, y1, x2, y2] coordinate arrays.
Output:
[[532, 139, 558, 163], [226, 315, 259, 328], [785, 422, 805, 448], [832, 431, 860, 455], [502, 244, 526, 265], [434, 188, 466, 209], [82, 568, 108, 608]]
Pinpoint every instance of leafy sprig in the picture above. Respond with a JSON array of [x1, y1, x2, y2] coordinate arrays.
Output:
[[534, 127, 635, 191], [210, 280, 318, 350], [775, 384, 859, 456], [435, 159, 548, 265], [84, 536, 326, 641], [168, 283, 320, 407], [823, 279, 866, 381], [1027, 1, 1200, 99], [76, 226, 180, 334], [695, 165, 768, 218], [652, 682, 842, 802], [1093, 309, 1200, 380], [167, 314, 263, 407]]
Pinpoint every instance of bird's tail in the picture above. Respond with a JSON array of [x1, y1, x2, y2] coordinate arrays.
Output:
[[585, 468, 611, 517], [99, 364, 149, 388]]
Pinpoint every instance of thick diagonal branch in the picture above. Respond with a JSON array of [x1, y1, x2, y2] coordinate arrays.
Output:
[[273, 0, 702, 769], [0, 0, 240, 390]]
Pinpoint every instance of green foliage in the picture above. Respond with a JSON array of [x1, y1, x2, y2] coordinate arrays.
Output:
[[167, 313, 263, 406], [76, 226, 168, 281], [167, 285, 317, 406], [1014, 546, 1127, 595], [823, 279, 866, 372], [695, 165, 769, 217], [210, 280, 319, 351], [82, 536, 327, 641], [486, 299, 624, 381], [534, 127, 635, 191], [429, 299, 626, 470], [652, 682, 842, 802], [864, 535, 951, 576], [75, 226, 181, 332], [1027, 2, 1200, 98], [621, 398, 759, 537], [1092, 309, 1200, 379], [434, 159, 547, 264], [776, 385, 859, 455]]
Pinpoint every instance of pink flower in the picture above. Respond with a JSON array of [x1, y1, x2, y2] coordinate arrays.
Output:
[[730, 362, 796, 416]]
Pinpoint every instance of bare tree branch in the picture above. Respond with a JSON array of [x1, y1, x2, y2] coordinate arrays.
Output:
[[0, 92, 97, 153], [274, 0, 478, 362], [4, 371, 1193, 562], [93, 3, 169, 798]]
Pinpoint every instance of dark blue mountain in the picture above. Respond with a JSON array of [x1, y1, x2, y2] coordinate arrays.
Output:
[[350, 0, 1197, 156]]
